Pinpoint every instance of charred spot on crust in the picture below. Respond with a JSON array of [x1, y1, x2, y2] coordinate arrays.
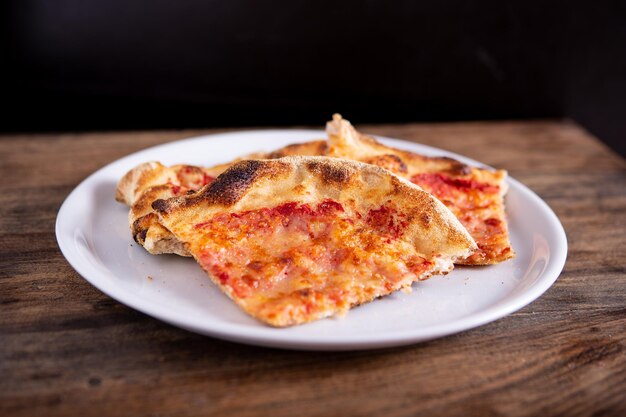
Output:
[[437, 157, 471, 176], [134, 227, 148, 244], [203, 160, 267, 206], [138, 229, 148, 243], [297, 288, 312, 297], [305, 160, 354, 184], [201, 159, 290, 206], [152, 159, 290, 212], [152, 198, 170, 213], [152, 160, 265, 212], [420, 212, 432, 227], [136, 184, 178, 213], [364, 154, 408, 174], [132, 213, 157, 243]]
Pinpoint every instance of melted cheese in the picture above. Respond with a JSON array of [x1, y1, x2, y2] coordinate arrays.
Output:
[[189, 200, 440, 326]]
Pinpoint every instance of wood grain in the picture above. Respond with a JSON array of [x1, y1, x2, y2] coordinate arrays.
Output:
[[1, 120, 625, 417]]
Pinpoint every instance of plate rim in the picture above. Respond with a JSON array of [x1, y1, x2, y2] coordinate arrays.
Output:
[[55, 129, 568, 350]]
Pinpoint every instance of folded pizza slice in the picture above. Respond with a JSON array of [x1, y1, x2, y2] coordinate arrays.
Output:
[[153, 156, 477, 327], [326, 114, 514, 265], [116, 140, 328, 255], [115, 162, 224, 256]]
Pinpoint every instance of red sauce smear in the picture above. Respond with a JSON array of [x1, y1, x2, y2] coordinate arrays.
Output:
[[195, 199, 345, 230], [366, 202, 407, 240]]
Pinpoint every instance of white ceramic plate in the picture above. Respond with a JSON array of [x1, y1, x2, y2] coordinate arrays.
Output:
[[56, 130, 567, 350]]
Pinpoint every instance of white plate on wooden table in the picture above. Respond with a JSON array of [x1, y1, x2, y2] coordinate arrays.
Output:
[[56, 130, 567, 350]]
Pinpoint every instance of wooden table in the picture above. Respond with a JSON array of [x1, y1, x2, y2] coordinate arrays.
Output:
[[1, 121, 625, 417]]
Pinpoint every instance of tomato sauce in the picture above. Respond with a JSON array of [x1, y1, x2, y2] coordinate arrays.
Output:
[[192, 199, 432, 323]]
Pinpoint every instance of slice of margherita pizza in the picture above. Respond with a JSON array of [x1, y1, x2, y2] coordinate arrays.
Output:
[[152, 156, 476, 326], [116, 140, 328, 255], [326, 114, 514, 265]]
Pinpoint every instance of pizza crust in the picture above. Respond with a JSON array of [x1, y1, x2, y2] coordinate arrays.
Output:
[[326, 113, 507, 189]]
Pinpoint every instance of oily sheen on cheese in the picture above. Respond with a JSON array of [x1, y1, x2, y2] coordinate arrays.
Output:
[[326, 114, 514, 265], [153, 156, 476, 326]]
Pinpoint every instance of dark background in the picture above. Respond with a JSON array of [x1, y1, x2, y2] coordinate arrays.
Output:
[[4, 1, 626, 156]]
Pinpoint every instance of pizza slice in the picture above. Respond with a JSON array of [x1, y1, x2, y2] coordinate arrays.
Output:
[[152, 156, 477, 326], [326, 114, 514, 265], [116, 140, 328, 255]]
